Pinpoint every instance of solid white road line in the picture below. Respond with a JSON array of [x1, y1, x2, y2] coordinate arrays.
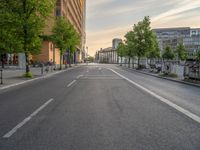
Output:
[[67, 80, 77, 88], [3, 98, 54, 138], [108, 68, 200, 124], [76, 75, 83, 79]]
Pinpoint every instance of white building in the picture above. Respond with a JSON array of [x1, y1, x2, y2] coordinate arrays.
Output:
[[97, 38, 122, 64]]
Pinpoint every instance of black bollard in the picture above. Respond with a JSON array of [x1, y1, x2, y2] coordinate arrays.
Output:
[[41, 64, 44, 75]]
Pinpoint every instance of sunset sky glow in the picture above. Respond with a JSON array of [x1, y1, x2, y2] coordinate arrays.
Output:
[[86, 0, 200, 56]]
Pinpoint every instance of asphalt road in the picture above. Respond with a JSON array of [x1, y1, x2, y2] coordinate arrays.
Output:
[[112, 65, 200, 116], [0, 64, 199, 150]]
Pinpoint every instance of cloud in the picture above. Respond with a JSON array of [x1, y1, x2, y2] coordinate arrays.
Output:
[[87, 0, 115, 7], [86, 0, 200, 56], [86, 0, 115, 19], [86, 25, 131, 54], [152, 0, 200, 22], [152, 7, 200, 28]]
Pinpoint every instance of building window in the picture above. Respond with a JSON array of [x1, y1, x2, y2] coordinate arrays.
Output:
[[192, 31, 196, 35], [56, 9, 61, 16]]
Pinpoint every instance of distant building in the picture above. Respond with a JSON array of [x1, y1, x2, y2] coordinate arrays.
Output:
[[112, 38, 122, 49], [97, 38, 122, 64], [98, 47, 113, 63], [184, 28, 200, 58], [153, 27, 200, 59]]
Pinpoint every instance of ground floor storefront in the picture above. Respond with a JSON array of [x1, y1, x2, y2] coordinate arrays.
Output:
[[0, 53, 26, 69], [0, 41, 84, 69]]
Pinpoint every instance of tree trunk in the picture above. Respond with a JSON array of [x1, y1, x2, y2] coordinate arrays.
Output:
[[2, 60, 4, 69], [23, 1, 29, 74], [132, 57, 134, 69], [138, 57, 140, 69], [60, 51, 63, 70], [0, 54, 5, 69], [25, 52, 30, 73], [74, 52, 76, 65], [117, 56, 119, 64], [53, 44, 55, 64], [69, 57, 71, 67], [120, 57, 122, 66], [69, 50, 71, 67], [128, 57, 130, 68]]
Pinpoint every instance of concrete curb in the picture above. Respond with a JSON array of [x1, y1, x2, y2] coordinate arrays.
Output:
[[118, 65, 200, 88], [0, 66, 80, 91]]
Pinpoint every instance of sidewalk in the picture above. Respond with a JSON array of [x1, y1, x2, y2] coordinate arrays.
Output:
[[0, 64, 80, 90], [118, 65, 200, 88]]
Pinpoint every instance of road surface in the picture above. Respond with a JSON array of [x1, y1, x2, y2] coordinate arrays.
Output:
[[0, 64, 199, 150]]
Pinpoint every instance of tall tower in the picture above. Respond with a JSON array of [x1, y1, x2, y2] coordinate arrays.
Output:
[[112, 38, 122, 49]]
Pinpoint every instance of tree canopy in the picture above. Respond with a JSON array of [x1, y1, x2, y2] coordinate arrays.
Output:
[[116, 42, 127, 65], [52, 17, 80, 69], [116, 42, 126, 57], [176, 43, 188, 60], [147, 33, 160, 59], [124, 16, 158, 68], [125, 31, 136, 58], [0, 0, 56, 74], [162, 46, 175, 60]]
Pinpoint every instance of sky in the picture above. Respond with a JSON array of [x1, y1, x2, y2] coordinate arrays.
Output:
[[86, 0, 200, 56]]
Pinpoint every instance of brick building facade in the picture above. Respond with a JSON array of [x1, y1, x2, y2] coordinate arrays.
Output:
[[33, 0, 86, 65]]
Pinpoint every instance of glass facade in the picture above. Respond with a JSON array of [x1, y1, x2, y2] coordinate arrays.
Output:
[[154, 27, 200, 59]]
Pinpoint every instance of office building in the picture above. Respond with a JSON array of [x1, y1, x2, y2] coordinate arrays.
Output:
[[33, 0, 86, 64], [153, 27, 200, 59]]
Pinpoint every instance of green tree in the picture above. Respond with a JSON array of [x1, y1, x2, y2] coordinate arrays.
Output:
[[0, 1, 22, 68], [147, 32, 160, 65], [162, 46, 175, 60], [87, 56, 94, 62], [125, 31, 136, 68], [176, 43, 188, 61], [0, 0, 56, 76], [68, 24, 80, 67], [0, 28, 22, 68], [52, 18, 71, 70], [52, 17, 80, 70], [130, 16, 154, 68], [116, 42, 126, 66]]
